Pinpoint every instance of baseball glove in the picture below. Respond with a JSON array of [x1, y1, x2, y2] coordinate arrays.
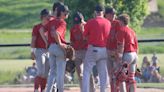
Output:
[[66, 60, 76, 73], [65, 45, 75, 60]]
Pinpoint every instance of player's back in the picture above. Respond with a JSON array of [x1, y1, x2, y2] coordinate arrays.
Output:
[[84, 17, 111, 47]]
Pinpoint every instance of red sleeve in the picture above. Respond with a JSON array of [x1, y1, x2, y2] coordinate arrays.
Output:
[[56, 20, 66, 36], [116, 29, 125, 44], [32, 25, 38, 36]]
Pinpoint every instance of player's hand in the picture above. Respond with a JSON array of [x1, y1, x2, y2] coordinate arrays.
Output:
[[59, 43, 67, 50], [31, 52, 35, 60]]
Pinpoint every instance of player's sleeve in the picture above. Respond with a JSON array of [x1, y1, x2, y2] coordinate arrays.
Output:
[[56, 21, 66, 36], [32, 25, 38, 36]]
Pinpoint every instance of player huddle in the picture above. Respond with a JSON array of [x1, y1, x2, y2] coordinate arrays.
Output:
[[31, 2, 138, 92]]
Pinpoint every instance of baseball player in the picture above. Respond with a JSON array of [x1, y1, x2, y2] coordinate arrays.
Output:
[[31, 9, 50, 92], [82, 4, 111, 92], [46, 4, 69, 92], [70, 12, 95, 92], [115, 14, 138, 92], [105, 7, 121, 92], [45, 2, 63, 92]]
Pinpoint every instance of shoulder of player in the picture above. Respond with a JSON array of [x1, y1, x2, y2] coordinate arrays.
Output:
[[55, 19, 66, 25], [33, 23, 42, 30]]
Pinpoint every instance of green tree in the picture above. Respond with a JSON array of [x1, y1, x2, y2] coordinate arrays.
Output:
[[65, 0, 148, 31], [106, 0, 148, 31]]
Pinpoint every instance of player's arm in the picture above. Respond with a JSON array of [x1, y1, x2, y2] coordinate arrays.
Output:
[[39, 27, 48, 48], [31, 27, 37, 60], [51, 23, 67, 50]]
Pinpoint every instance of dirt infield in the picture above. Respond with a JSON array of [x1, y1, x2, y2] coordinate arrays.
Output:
[[0, 87, 164, 92]]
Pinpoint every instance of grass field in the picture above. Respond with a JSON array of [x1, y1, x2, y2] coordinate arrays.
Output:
[[137, 83, 164, 88], [0, 60, 32, 84], [0, 54, 163, 85], [0, 0, 52, 29]]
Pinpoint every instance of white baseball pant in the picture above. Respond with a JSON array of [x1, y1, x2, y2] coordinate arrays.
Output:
[[74, 50, 95, 92], [82, 45, 108, 92], [35, 48, 49, 78], [118, 52, 137, 92], [46, 43, 66, 92]]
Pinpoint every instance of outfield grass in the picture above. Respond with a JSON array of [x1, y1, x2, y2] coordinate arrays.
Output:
[[137, 83, 164, 88], [0, 29, 70, 59], [0, 0, 52, 29], [0, 29, 31, 44], [137, 27, 164, 39], [0, 60, 32, 84]]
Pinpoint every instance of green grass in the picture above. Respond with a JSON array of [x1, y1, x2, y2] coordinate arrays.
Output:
[[0, 29, 31, 44], [0, 29, 70, 59], [0, 0, 53, 29], [137, 83, 164, 88], [0, 60, 32, 84], [137, 27, 164, 54], [137, 27, 164, 39]]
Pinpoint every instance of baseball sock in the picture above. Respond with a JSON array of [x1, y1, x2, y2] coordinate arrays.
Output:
[[40, 77, 47, 92], [34, 76, 41, 91]]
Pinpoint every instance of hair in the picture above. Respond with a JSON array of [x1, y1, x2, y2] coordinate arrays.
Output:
[[52, 2, 63, 12], [117, 14, 130, 25], [40, 9, 49, 19], [56, 5, 69, 17], [105, 7, 115, 15], [73, 12, 84, 24]]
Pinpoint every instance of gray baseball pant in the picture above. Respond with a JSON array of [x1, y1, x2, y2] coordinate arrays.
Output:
[[46, 43, 66, 92], [82, 45, 108, 92]]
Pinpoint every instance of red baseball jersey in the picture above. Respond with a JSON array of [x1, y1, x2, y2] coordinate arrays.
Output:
[[32, 24, 47, 48], [116, 26, 138, 52], [70, 24, 88, 50], [83, 16, 111, 47], [47, 18, 67, 45], [44, 16, 56, 32], [107, 20, 120, 50]]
